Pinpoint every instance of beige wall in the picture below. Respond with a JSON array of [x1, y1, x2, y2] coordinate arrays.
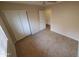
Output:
[[47, 2, 79, 41], [44, 9, 52, 25], [46, 2, 79, 56]]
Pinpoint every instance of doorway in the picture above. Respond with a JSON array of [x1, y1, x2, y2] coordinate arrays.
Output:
[[0, 25, 7, 57], [46, 24, 50, 30]]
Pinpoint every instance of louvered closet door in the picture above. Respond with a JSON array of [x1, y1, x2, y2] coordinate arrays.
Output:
[[3, 10, 31, 41]]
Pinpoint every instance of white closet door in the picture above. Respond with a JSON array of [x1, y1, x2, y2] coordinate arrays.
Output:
[[39, 10, 46, 30], [3, 11, 26, 40], [27, 8, 40, 34], [18, 10, 31, 36]]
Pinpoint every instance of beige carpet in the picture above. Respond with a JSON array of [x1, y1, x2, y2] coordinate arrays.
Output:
[[15, 28, 78, 57]]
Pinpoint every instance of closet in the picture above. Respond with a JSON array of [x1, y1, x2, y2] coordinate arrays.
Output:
[[3, 10, 31, 41], [2, 10, 46, 41]]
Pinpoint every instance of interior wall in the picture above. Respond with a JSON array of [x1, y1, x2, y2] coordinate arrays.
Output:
[[47, 2, 79, 41], [46, 2, 79, 56], [0, 17, 16, 57], [44, 9, 52, 25], [48, 2, 79, 56]]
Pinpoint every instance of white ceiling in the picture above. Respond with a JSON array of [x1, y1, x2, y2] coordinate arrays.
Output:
[[4, 1, 62, 5]]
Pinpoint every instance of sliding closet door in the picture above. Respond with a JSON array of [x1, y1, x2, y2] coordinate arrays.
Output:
[[27, 8, 40, 34], [3, 10, 31, 41], [3, 11, 24, 40], [39, 10, 46, 30], [18, 10, 31, 36]]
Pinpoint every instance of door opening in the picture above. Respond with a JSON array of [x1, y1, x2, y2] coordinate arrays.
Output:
[[0, 25, 7, 57], [46, 24, 50, 30]]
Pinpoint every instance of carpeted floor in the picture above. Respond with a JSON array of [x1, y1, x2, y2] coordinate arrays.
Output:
[[15, 28, 78, 57]]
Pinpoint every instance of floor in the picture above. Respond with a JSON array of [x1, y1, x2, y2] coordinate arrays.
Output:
[[15, 26, 78, 57]]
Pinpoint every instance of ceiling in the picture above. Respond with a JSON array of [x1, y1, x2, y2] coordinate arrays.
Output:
[[3, 1, 62, 5]]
